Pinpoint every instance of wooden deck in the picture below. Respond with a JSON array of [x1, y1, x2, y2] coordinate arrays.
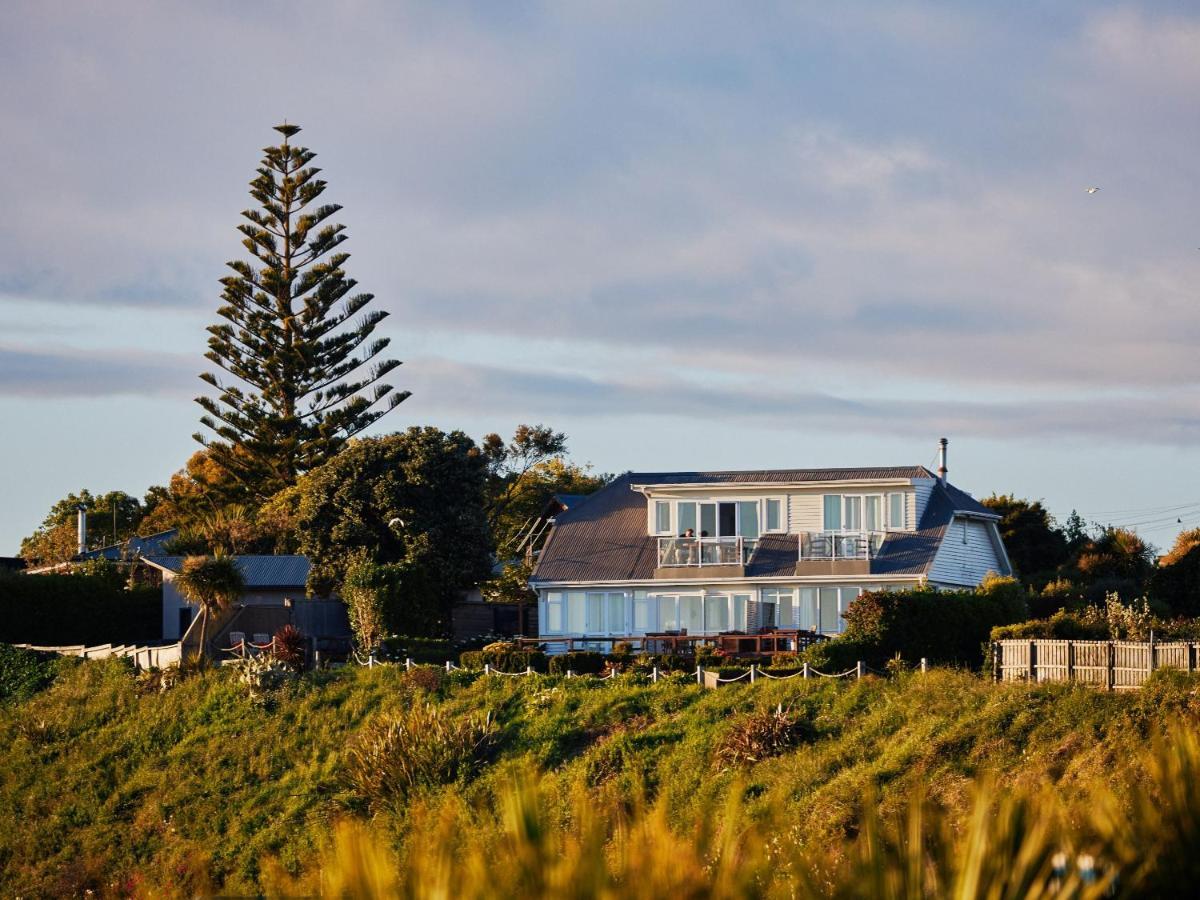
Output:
[[517, 630, 827, 656]]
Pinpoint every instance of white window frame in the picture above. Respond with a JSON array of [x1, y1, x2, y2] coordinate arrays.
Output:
[[824, 494, 887, 532], [651, 497, 768, 538], [764, 497, 786, 533], [545, 592, 564, 633], [886, 492, 906, 530], [653, 500, 672, 535]]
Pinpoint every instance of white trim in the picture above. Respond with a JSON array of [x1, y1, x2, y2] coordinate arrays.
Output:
[[532, 573, 926, 589], [633, 479, 918, 493]]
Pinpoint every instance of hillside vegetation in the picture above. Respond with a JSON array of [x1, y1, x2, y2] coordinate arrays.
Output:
[[3, 655, 1200, 897]]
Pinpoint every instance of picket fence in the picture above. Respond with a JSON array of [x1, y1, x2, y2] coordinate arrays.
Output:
[[993, 638, 1199, 690], [14, 641, 182, 671]]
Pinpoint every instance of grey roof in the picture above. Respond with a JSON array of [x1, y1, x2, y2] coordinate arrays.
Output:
[[531, 468, 990, 584], [553, 494, 592, 509], [80, 529, 179, 562], [144, 554, 310, 588]]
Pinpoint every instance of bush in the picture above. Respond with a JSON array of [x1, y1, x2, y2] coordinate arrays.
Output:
[[0, 643, 71, 702], [825, 575, 1028, 669], [345, 702, 496, 811], [548, 651, 606, 676], [459, 642, 547, 673], [714, 706, 813, 770], [0, 571, 160, 646], [401, 664, 445, 694], [272, 624, 306, 670], [233, 655, 293, 699]]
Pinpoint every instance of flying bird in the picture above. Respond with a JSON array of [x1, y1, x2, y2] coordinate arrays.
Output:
[[1086, 186, 1100, 194]]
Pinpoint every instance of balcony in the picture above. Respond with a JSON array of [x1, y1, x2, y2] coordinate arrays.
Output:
[[798, 530, 887, 561], [656, 536, 755, 568]]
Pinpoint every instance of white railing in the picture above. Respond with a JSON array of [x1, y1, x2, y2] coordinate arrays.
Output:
[[798, 530, 887, 561], [656, 536, 753, 567]]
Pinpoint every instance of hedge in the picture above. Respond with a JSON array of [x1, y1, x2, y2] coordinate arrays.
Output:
[[459, 643, 547, 673], [0, 643, 75, 701], [0, 571, 160, 646], [805, 577, 1028, 670], [548, 651, 606, 676]]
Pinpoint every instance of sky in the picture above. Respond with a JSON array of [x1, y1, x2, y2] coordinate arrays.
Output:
[[1, 1, 1199, 555]]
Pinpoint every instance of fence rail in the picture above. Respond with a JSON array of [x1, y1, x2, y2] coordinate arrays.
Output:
[[993, 638, 1197, 690]]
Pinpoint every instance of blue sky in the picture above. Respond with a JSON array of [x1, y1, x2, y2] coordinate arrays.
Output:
[[2, 1, 1199, 554]]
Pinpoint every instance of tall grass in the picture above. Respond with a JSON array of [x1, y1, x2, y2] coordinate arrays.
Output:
[[5, 659, 1200, 895]]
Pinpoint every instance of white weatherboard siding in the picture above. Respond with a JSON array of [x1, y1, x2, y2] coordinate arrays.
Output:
[[788, 492, 822, 532], [928, 517, 1005, 587], [912, 477, 935, 526]]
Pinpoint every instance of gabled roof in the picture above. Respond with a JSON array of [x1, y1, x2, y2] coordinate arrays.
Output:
[[530, 468, 994, 584], [143, 554, 310, 589], [80, 529, 179, 562]]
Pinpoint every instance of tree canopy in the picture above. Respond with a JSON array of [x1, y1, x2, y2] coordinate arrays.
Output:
[[195, 122, 408, 499], [981, 494, 1069, 586], [293, 428, 493, 633], [19, 489, 147, 566]]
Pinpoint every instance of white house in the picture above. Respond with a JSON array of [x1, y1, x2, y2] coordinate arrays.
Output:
[[528, 442, 1011, 647]]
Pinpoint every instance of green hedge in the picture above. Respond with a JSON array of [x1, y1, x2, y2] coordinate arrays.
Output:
[[805, 577, 1028, 670], [0, 571, 160, 646], [459, 644, 547, 673], [548, 651, 606, 676], [0, 643, 75, 701]]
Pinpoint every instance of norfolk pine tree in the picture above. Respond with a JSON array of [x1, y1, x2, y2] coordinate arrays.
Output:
[[195, 123, 409, 498]]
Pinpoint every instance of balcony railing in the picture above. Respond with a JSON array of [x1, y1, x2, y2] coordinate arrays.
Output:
[[798, 530, 887, 561], [657, 536, 754, 567]]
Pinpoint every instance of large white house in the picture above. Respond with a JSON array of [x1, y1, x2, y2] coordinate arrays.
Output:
[[529, 446, 1010, 647]]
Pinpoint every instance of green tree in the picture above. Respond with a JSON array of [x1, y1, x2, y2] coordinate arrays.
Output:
[[174, 555, 245, 661], [294, 428, 492, 635], [19, 490, 147, 565], [481, 425, 608, 555], [195, 122, 409, 500], [1151, 529, 1200, 616], [980, 494, 1069, 587], [1074, 526, 1156, 603]]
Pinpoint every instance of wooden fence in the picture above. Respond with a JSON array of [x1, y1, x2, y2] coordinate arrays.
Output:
[[15, 641, 182, 670], [993, 638, 1199, 690]]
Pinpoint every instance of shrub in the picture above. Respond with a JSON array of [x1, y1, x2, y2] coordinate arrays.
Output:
[[345, 703, 496, 811], [548, 651, 606, 676], [401, 664, 445, 694], [714, 706, 813, 770], [0, 643, 71, 702], [272, 624, 306, 670], [830, 575, 1028, 669], [459, 642, 547, 673], [802, 637, 872, 673], [0, 571, 160, 646], [233, 655, 293, 699]]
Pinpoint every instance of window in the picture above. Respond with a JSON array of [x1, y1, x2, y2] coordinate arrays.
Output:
[[888, 493, 905, 529], [678, 502, 697, 535], [738, 501, 760, 540], [798, 588, 817, 630], [823, 495, 842, 530], [704, 595, 729, 632], [865, 495, 882, 531], [718, 502, 737, 536], [655, 501, 671, 534], [680, 595, 704, 633], [819, 588, 840, 633], [566, 592, 586, 633], [633, 591, 650, 631], [765, 498, 783, 532], [546, 592, 564, 632], [658, 595, 678, 630], [700, 503, 717, 536], [732, 594, 750, 630], [607, 593, 625, 633], [844, 496, 862, 530], [763, 588, 795, 626]]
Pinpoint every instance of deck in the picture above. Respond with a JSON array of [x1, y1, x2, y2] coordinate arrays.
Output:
[[517, 629, 827, 656]]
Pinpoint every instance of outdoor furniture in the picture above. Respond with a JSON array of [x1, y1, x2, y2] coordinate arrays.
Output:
[[229, 631, 246, 648]]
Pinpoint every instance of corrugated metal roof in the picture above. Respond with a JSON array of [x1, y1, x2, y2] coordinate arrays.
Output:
[[531, 468, 985, 584], [145, 555, 310, 588], [81, 529, 179, 561]]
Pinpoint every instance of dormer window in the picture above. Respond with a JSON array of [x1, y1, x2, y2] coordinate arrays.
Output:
[[824, 492, 908, 531], [654, 501, 672, 535]]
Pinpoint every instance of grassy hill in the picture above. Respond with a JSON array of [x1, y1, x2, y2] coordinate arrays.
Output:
[[3, 651, 1200, 897]]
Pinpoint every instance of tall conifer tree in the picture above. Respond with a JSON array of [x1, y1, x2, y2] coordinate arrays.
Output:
[[195, 123, 408, 497]]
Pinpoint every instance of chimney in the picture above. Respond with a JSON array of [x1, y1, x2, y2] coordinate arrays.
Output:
[[937, 438, 948, 484], [76, 503, 87, 556]]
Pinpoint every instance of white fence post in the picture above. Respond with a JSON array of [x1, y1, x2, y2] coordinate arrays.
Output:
[[696, 665, 703, 686], [368, 652, 376, 668], [749, 663, 756, 684], [485, 663, 491, 676], [566, 669, 575, 678], [920, 657, 928, 673], [652, 666, 659, 683], [856, 661, 864, 679], [802, 662, 810, 679], [445, 660, 452, 672], [405, 657, 413, 671], [526, 665, 533, 676]]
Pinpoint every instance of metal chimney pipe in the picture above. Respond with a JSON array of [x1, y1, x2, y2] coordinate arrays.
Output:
[[76, 503, 87, 555], [937, 438, 948, 483]]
